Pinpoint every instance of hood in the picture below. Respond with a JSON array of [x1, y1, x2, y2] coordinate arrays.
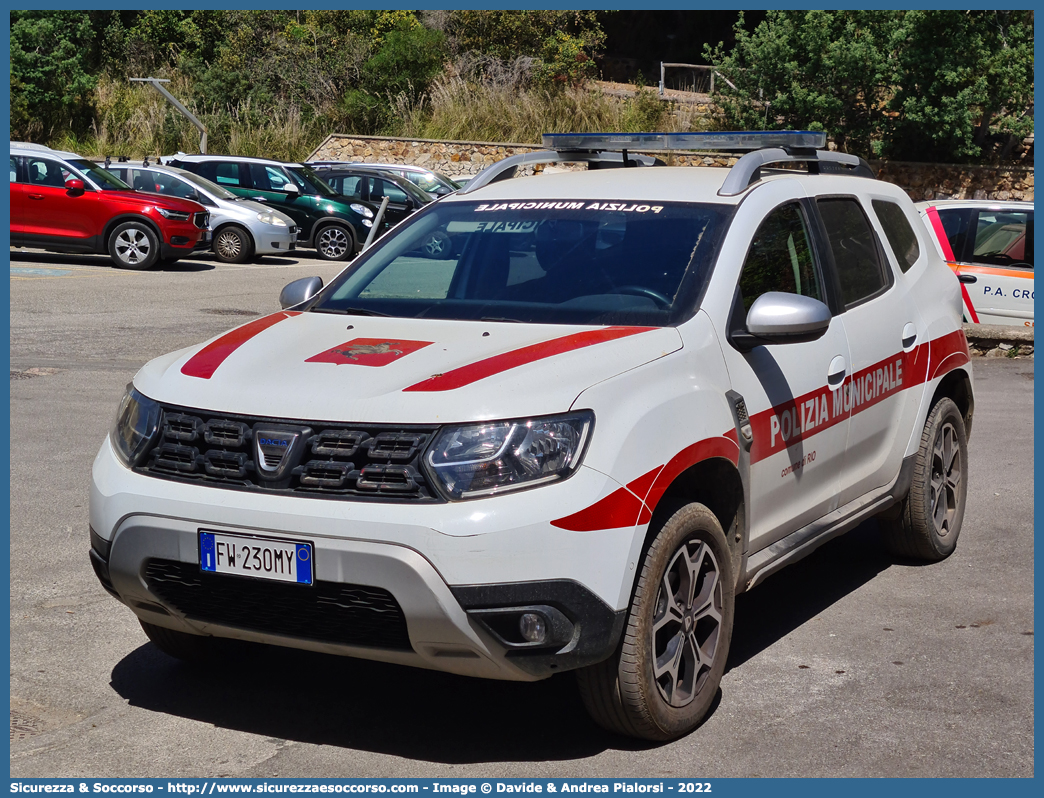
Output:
[[107, 189, 206, 214], [134, 312, 683, 424]]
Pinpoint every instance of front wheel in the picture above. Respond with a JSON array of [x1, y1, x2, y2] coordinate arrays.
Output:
[[314, 223, 354, 261], [213, 225, 254, 264], [108, 221, 160, 270], [577, 502, 734, 741], [881, 397, 968, 561]]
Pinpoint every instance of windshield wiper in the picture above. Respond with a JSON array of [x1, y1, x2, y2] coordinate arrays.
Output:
[[313, 306, 392, 317]]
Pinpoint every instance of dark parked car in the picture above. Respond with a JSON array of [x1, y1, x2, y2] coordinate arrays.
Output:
[[311, 166, 434, 227], [167, 154, 383, 261]]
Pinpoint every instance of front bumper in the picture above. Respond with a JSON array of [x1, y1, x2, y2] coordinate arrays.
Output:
[[253, 226, 298, 256], [90, 438, 636, 680]]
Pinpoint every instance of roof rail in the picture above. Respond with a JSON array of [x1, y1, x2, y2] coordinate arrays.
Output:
[[718, 148, 875, 196], [11, 141, 53, 152], [459, 150, 664, 195]]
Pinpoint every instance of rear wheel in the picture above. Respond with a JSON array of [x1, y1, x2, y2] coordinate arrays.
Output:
[[881, 397, 968, 561], [139, 620, 216, 664], [577, 502, 734, 741], [314, 223, 354, 261], [108, 221, 160, 270], [213, 225, 254, 264]]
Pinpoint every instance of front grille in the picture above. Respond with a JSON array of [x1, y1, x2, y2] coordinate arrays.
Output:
[[144, 559, 412, 651], [135, 403, 442, 502]]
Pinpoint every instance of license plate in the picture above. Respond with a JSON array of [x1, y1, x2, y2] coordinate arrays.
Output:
[[199, 531, 312, 585]]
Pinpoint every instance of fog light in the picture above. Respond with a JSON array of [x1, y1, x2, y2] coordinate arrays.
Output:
[[519, 612, 547, 643]]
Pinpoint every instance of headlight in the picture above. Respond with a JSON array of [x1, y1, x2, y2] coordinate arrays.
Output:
[[257, 212, 288, 227], [350, 203, 374, 219], [425, 411, 593, 500], [156, 207, 191, 221], [110, 386, 161, 467]]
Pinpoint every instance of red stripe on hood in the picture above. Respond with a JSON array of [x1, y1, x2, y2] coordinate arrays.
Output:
[[181, 312, 301, 379], [403, 326, 657, 392]]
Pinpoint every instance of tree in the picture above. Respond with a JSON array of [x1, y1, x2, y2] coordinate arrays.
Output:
[[704, 10, 1034, 163], [10, 11, 98, 140], [704, 11, 893, 157], [883, 11, 1034, 162]]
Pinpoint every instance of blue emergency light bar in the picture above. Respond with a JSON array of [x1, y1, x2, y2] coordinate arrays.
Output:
[[542, 131, 827, 152]]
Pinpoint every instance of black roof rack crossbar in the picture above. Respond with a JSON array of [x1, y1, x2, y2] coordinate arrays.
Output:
[[459, 150, 664, 195], [719, 148, 875, 196]]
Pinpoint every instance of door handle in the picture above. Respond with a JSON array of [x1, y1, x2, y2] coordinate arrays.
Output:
[[902, 323, 918, 350], [827, 355, 847, 388], [27, 193, 44, 200], [958, 274, 977, 284]]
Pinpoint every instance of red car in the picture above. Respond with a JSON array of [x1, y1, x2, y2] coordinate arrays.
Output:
[[10, 143, 211, 269]]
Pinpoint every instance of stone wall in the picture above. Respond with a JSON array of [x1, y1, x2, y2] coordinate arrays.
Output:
[[309, 134, 1033, 200]]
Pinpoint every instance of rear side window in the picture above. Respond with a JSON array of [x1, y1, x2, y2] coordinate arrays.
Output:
[[935, 208, 973, 261], [872, 199, 920, 273], [739, 202, 822, 312], [11, 156, 20, 183], [818, 198, 892, 307], [203, 162, 244, 187]]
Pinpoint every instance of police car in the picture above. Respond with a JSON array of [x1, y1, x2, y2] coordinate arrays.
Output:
[[917, 199, 1034, 327], [90, 132, 973, 741]]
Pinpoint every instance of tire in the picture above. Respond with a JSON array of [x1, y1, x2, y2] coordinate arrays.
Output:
[[107, 221, 160, 270], [881, 397, 968, 561], [213, 225, 254, 264], [314, 223, 354, 261], [139, 620, 216, 664], [577, 502, 735, 741], [421, 231, 453, 259]]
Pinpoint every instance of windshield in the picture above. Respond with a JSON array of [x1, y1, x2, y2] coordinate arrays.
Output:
[[407, 170, 460, 195], [311, 199, 732, 326], [289, 165, 339, 198], [69, 159, 130, 190]]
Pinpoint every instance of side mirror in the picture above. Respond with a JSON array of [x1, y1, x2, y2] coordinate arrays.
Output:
[[731, 292, 832, 351], [279, 276, 323, 309], [65, 178, 85, 195], [282, 183, 300, 195]]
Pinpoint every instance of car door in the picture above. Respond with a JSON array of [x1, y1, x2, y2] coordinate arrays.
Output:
[[928, 205, 1034, 326], [20, 155, 106, 247], [713, 193, 852, 554], [369, 176, 415, 226], [816, 195, 926, 507], [245, 163, 317, 239], [10, 155, 25, 241]]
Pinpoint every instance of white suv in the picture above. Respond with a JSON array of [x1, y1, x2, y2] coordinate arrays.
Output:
[[90, 132, 974, 741]]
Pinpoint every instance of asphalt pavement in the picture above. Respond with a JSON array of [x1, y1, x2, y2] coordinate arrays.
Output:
[[8, 249, 1034, 778]]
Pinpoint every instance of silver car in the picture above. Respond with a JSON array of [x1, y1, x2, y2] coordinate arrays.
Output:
[[104, 162, 298, 263]]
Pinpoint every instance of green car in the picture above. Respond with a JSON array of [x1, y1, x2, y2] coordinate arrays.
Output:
[[167, 154, 384, 260]]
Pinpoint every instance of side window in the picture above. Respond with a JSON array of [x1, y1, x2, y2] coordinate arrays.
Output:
[[818, 198, 891, 307], [26, 157, 68, 188], [872, 199, 920, 273], [375, 178, 409, 204], [211, 162, 242, 187], [337, 176, 364, 199], [264, 166, 293, 191], [972, 210, 1032, 269], [129, 169, 158, 192], [11, 156, 20, 183], [739, 202, 822, 312], [935, 208, 973, 262]]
